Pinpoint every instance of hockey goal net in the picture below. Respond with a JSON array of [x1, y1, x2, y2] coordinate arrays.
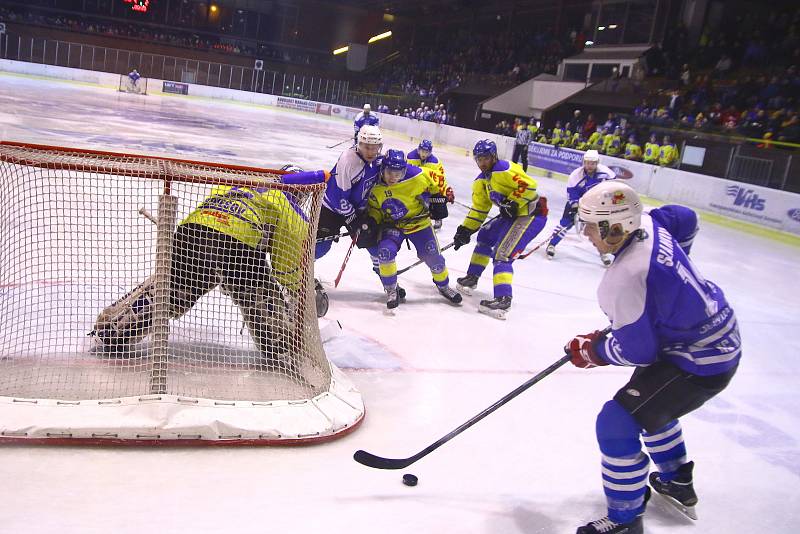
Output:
[[0, 141, 364, 444], [119, 74, 148, 95]]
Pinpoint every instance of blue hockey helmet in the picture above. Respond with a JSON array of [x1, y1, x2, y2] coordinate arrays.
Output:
[[280, 164, 304, 173], [382, 149, 407, 171], [419, 139, 433, 152], [472, 139, 497, 158], [381, 149, 407, 184]]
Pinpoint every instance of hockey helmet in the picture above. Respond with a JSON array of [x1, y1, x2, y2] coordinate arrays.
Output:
[[578, 181, 643, 241], [381, 149, 407, 184]]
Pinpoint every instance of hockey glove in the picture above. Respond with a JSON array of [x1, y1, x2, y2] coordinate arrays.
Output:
[[565, 331, 608, 369], [344, 212, 363, 237], [429, 195, 448, 221], [532, 196, 549, 217], [453, 225, 474, 250], [499, 199, 518, 219], [445, 186, 455, 204], [355, 217, 379, 249]]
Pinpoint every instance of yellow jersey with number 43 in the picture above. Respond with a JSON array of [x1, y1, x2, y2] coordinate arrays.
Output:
[[406, 149, 448, 196], [368, 164, 441, 234]]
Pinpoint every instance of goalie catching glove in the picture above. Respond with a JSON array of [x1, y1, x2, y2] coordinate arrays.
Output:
[[565, 330, 609, 368]]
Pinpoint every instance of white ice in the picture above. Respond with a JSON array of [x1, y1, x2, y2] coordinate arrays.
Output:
[[1, 73, 799, 534]]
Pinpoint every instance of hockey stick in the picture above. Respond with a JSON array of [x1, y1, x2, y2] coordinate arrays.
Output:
[[138, 207, 157, 224], [396, 211, 502, 277], [353, 326, 611, 470], [326, 137, 353, 149], [334, 234, 357, 288], [515, 229, 556, 260]]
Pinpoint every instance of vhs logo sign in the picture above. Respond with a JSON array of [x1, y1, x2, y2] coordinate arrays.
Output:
[[726, 186, 765, 211]]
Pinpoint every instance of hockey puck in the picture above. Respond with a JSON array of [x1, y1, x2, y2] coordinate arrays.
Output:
[[402, 473, 418, 487]]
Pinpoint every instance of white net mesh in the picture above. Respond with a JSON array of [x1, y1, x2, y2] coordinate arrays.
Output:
[[118, 74, 147, 95], [0, 142, 362, 444]]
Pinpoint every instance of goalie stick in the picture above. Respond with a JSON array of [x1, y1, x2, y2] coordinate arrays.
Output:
[[352, 326, 611, 470]]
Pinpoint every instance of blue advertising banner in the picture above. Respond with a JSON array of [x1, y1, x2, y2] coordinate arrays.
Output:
[[526, 142, 584, 175], [162, 81, 189, 95]]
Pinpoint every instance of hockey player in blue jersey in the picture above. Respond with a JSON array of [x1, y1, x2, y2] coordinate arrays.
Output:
[[353, 104, 380, 142], [315, 124, 383, 260], [565, 181, 740, 534], [546, 149, 615, 264]]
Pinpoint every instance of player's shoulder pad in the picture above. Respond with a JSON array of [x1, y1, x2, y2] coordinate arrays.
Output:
[[404, 163, 423, 180], [426, 154, 439, 164], [407, 149, 420, 160], [492, 160, 511, 173]]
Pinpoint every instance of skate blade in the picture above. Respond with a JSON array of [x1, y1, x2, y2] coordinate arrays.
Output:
[[456, 284, 475, 296], [656, 493, 698, 520], [478, 306, 507, 320]]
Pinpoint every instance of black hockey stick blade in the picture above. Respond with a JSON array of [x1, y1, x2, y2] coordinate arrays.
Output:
[[353, 449, 418, 470]]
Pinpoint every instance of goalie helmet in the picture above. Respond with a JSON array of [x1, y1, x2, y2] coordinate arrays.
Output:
[[357, 125, 383, 146], [579, 181, 643, 237]]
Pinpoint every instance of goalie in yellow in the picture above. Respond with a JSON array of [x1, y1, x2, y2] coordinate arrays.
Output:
[[406, 139, 454, 230], [91, 168, 329, 368], [359, 149, 462, 310]]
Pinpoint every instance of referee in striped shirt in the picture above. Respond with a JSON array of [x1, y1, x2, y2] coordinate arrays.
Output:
[[512, 121, 532, 171]]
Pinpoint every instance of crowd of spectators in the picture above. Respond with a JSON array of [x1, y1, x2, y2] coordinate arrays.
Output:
[[631, 6, 799, 145], [365, 25, 576, 116], [0, 5, 326, 67]]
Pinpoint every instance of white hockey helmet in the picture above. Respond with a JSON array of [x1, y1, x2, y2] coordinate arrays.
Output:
[[363, 103, 371, 112], [583, 149, 600, 163], [579, 181, 643, 238], [357, 125, 383, 145]]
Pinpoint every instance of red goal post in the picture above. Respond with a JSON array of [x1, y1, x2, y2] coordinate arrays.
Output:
[[0, 141, 364, 445]]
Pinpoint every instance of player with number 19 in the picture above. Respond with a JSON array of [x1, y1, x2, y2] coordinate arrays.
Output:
[[363, 149, 461, 310], [565, 181, 740, 534]]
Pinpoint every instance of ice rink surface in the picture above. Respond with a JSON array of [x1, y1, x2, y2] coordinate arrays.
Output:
[[1, 73, 799, 533]]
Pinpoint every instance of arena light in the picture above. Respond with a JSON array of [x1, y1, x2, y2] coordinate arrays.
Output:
[[333, 46, 349, 55], [585, 40, 594, 46], [609, 24, 618, 29], [368, 31, 392, 44], [598, 26, 606, 31], [210, 4, 218, 13]]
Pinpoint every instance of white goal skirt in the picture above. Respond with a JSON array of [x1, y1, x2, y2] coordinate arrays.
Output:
[[0, 141, 365, 445]]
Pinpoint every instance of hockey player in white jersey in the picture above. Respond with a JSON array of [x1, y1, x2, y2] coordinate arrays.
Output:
[[546, 150, 615, 264], [353, 104, 380, 142], [565, 181, 740, 534]]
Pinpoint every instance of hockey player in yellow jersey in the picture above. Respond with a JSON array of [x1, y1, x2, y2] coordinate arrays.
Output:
[[452, 139, 549, 318], [91, 169, 330, 368], [360, 149, 462, 310], [407, 139, 454, 230]]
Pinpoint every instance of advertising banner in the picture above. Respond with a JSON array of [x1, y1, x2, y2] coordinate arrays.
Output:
[[276, 96, 317, 114], [162, 81, 189, 95]]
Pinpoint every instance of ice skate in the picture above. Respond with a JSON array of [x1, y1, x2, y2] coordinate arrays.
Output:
[[546, 244, 556, 259], [649, 461, 698, 520], [576, 516, 642, 534], [478, 296, 512, 320], [384, 285, 400, 315], [601, 253, 613, 267], [432, 219, 442, 231], [456, 274, 479, 295], [314, 278, 329, 318], [437, 285, 462, 305]]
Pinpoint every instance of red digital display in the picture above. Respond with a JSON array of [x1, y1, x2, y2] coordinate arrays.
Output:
[[123, 0, 150, 13]]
